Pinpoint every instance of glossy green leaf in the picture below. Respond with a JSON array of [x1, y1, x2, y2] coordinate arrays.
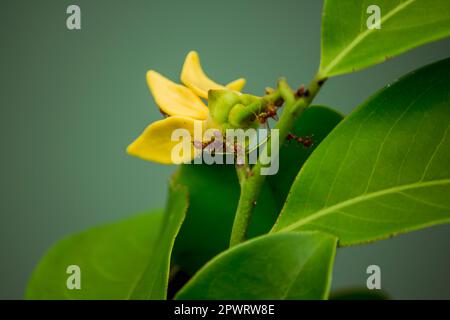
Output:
[[175, 231, 337, 300], [273, 58, 450, 245], [26, 210, 164, 299], [26, 179, 188, 300], [319, 0, 450, 77], [268, 106, 343, 208], [172, 164, 278, 275], [330, 288, 390, 300], [130, 181, 188, 299]]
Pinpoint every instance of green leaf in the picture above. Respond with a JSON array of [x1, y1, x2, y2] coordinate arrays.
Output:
[[319, 0, 450, 77], [330, 288, 390, 300], [175, 231, 337, 300], [268, 106, 343, 208], [129, 181, 188, 299], [26, 210, 164, 299], [272, 58, 450, 245], [172, 164, 278, 275], [26, 179, 188, 300]]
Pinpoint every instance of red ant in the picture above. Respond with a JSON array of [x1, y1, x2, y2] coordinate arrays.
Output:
[[193, 139, 213, 150], [295, 85, 305, 98], [286, 133, 314, 148], [294, 85, 311, 98], [257, 105, 278, 124], [193, 131, 224, 151]]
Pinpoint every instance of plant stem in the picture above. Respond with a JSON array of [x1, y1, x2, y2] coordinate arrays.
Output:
[[235, 163, 248, 187], [229, 74, 326, 247]]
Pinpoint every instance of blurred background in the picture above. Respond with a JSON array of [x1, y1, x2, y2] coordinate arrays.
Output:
[[0, 0, 449, 299]]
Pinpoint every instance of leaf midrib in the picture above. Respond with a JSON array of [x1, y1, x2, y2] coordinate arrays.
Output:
[[281, 239, 325, 299], [320, 0, 416, 76], [278, 178, 450, 232]]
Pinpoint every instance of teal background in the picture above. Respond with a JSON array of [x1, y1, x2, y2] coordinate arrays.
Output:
[[0, 0, 449, 299]]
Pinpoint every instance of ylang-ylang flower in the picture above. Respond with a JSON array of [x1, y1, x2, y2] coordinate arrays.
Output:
[[127, 51, 248, 164]]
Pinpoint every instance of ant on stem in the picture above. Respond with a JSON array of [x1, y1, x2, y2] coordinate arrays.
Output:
[[256, 97, 284, 124], [286, 133, 314, 148]]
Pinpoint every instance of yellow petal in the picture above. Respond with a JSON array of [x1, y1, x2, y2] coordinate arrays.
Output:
[[147, 70, 208, 120], [181, 51, 246, 99], [127, 116, 205, 164], [226, 78, 246, 91]]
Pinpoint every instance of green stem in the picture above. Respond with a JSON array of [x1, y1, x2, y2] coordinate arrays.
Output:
[[235, 163, 248, 187], [229, 74, 326, 247]]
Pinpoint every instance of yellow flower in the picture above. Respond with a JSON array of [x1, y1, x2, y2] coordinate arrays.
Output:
[[127, 51, 246, 164]]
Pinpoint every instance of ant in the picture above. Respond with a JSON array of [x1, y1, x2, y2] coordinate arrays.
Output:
[[257, 104, 279, 124], [194, 134, 244, 157], [193, 131, 224, 151], [286, 133, 314, 148], [295, 85, 305, 98], [193, 137, 217, 151], [294, 85, 310, 98]]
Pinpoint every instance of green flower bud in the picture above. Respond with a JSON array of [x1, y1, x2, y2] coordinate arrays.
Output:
[[208, 90, 241, 126], [228, 101, 262, 128], [207, 90, 265, 130]]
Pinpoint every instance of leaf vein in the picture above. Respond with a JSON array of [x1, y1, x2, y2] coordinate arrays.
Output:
[[280, 178, 450, 232], [321, 0, 416, 75]]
